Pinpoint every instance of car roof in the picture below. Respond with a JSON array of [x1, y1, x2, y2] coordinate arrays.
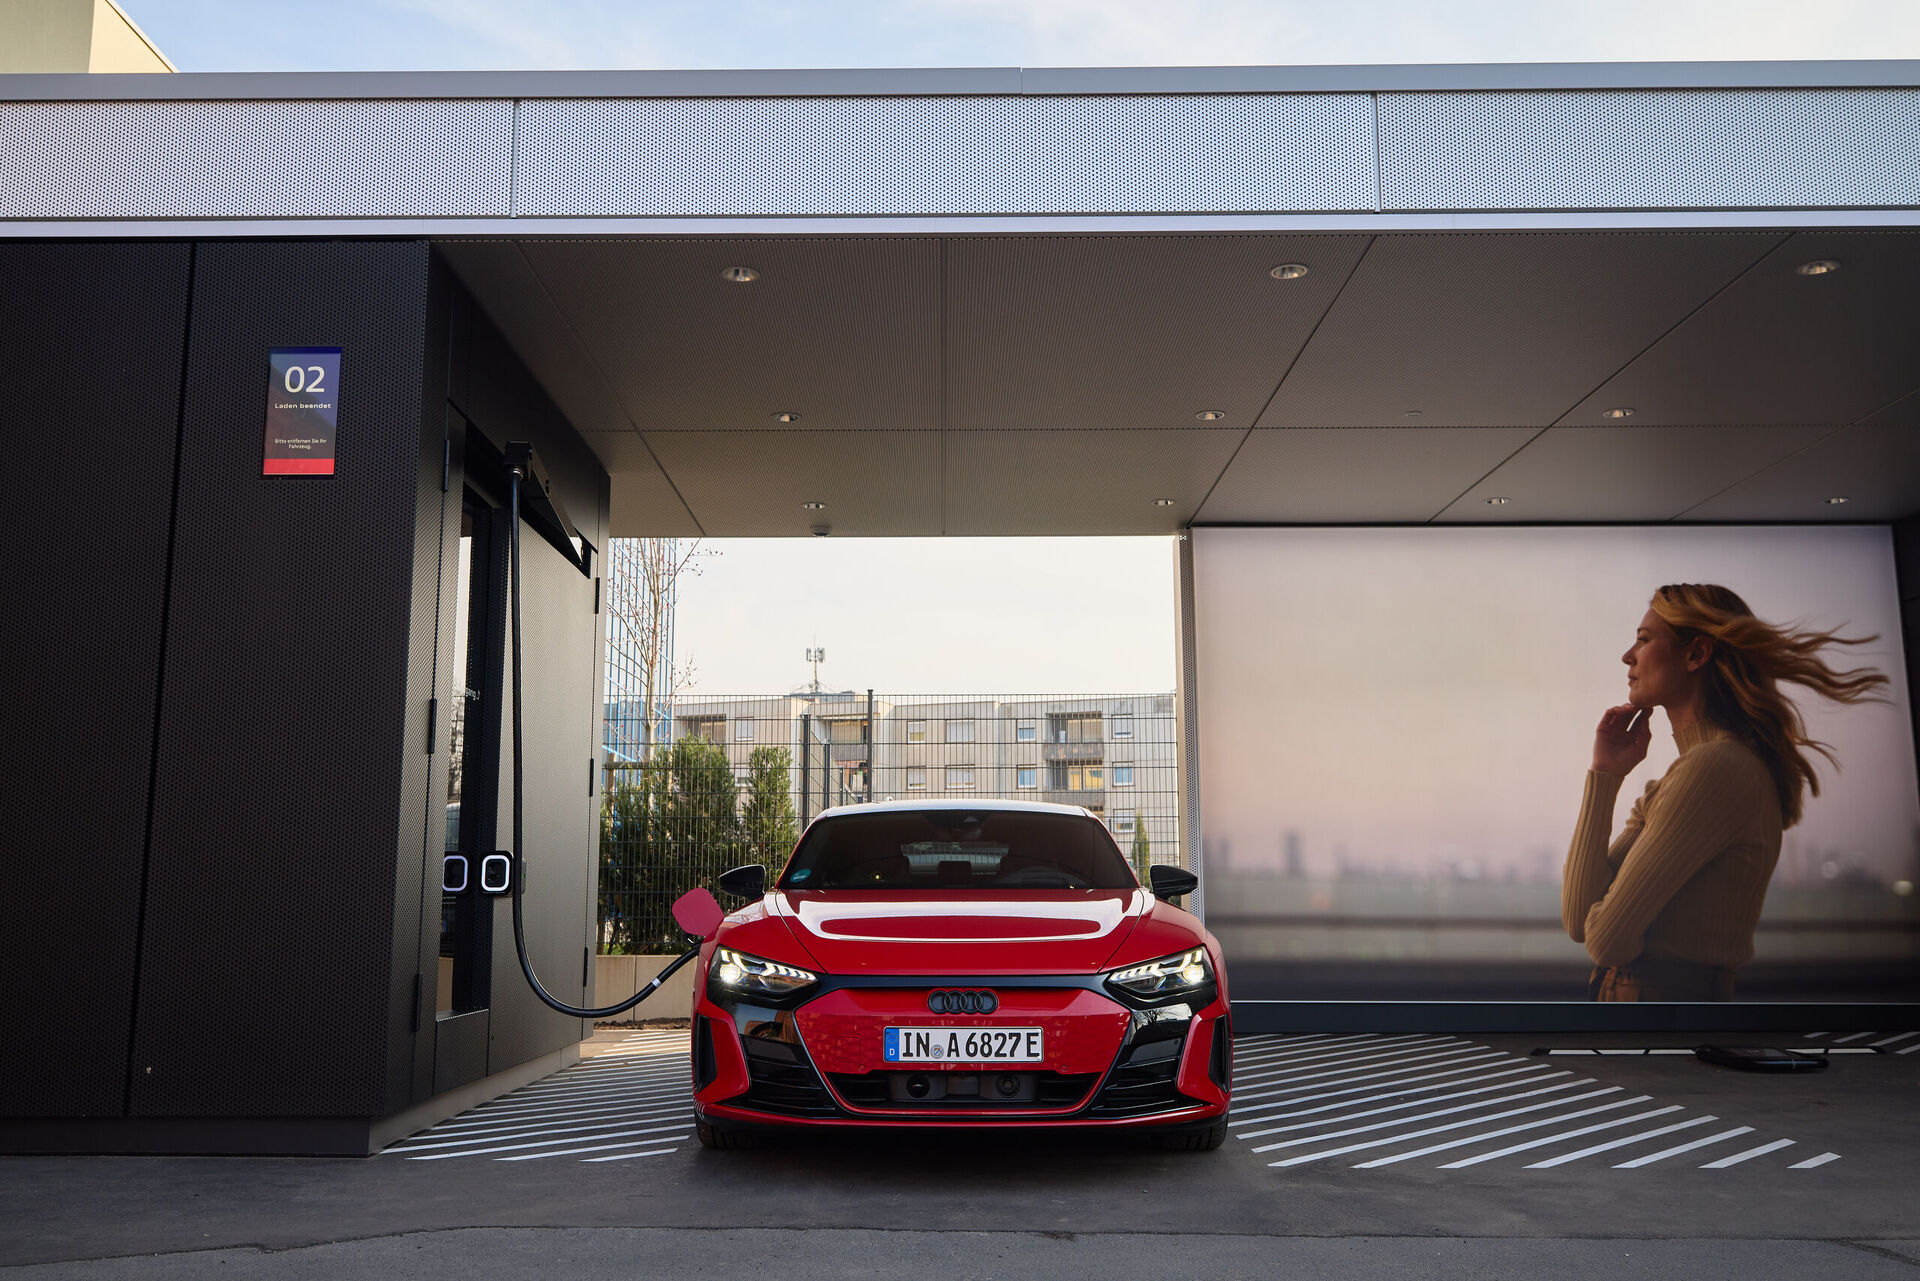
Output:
[[810, 797, 1095, 822]]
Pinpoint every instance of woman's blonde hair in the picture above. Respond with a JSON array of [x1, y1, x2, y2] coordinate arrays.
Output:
[[1650, 583, 1890, 827]]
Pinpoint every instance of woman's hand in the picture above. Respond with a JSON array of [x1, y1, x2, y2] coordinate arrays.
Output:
[[1592, 704, 1652, 775]]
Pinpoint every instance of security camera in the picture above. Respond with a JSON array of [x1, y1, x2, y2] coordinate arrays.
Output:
[[810, 523, 832, 537]]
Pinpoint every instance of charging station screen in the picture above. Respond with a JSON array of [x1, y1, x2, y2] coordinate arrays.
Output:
[[263, 347, 341, 476], [1192, 526, 1920, 1003]]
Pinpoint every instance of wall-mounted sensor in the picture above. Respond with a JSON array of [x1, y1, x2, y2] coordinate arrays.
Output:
[[480, 852, 514, 895], [810, 523, 832, 537], [441, 854, 469, 894]]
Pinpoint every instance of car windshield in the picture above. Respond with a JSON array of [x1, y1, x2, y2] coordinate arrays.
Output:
[[778, 810, 1138, 891]]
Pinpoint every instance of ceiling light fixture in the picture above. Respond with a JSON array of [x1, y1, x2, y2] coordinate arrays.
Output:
[[1795, 259, 1841, 276], [1152, 498, 1177, 507], [1269, 264, 1310, 280], [771, 411, 801, 423], [1825, 496, 1851, 505], [802, 500, 827, 510], [1601, 407, 1635, 419], [721, 266, 760, 282], [1195, 410, 1227, 421], [1403, 410, 1423, 417], [1486, 496, 1511, 505]]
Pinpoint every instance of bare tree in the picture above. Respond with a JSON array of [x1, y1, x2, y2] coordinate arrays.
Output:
[[604, 538, 715, 762]]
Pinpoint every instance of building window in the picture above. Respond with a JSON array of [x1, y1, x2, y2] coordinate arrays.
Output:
[[945, 719, 974, 744], [907, 719, 927, 743], [829, 718, 866, 744], [733, 717, 754, 741], [1056, 765, 1103, 791], [1016, 720, 1036, 742], [1112, 714, 1133, 739], [946, 765, 975, 790], [907, 766, 927, 790], [680, 717, 723, 742], [733, 766, 751, 785], [1016, 766, 1037, 789], [1113, 764, 1134, 787], [1112, 810, 1136, 833]]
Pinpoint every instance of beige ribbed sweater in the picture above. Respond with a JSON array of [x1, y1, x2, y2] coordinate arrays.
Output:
[[1563, 722, 1783, 970]]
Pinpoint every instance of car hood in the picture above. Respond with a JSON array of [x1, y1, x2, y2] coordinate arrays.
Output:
[[768, 889, 1148, 976]]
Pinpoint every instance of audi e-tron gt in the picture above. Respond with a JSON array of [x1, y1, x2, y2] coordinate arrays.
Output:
[[688, 799, 1231, 1149]]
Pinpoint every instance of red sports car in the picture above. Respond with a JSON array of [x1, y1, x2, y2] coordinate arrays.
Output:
[[685, 799, 1231, 1149]]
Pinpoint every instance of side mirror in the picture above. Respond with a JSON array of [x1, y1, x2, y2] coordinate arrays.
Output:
[[1148, 865, 1199, 901], [717, 864, 768, 901], [671, 887, 725, 941]]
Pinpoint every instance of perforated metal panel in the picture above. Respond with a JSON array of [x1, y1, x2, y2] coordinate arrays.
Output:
[[514, 94, 1378, 217], [0, 100, 513, 219], [1379, 89, 1920, 211]]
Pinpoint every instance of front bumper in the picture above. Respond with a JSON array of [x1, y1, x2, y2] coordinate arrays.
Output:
[[691, 974, 1231, 1130]]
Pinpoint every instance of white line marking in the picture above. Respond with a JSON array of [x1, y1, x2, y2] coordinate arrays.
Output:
[[1250, 1079, 1594, 1153], [1800, 1032, 1828, 1039], [1362, 1099, 1665, 1169], [1789, 1152, 1841, 1169], [404, 1122, 691, 1160], [1230, 1058, 1536, 1118], [1232, 1041, 1473, 1084], [1232, 1051, 1511, 1104], [1897, 1042, 1920, 1055], [1268, 1087, 1626, 1167], [389, 1112, 694, 1153], [421, 1097, 693, 1133], [582, 1147, 681, 1162], [1701, 1139, 1796, 1167], [1235, 1070, 1572, 1138], [1831, 1032, 1874, 1044], [1868, 1031, 1919, 1047], [456, 1081, 690, 1116], [388, 1105, 695, 1148], [494, 1134, 691, 1161], [1612, 1126, 1753, 1167], [1523, 1115, 1717, 1168], [1232, 1035, 1453, 1070]]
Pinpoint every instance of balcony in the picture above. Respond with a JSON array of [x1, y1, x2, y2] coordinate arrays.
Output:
[[1040, 788, 1104, 809], [1041, 739, 1104, 764]]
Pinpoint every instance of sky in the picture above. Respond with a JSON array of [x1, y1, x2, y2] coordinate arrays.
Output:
[[115, 0, 1920, 694]]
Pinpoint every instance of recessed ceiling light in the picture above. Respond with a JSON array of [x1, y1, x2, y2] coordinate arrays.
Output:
[[1825, 496, 1851, 504], [1195, 410, 1227, 421], [771, 411, 801, 423], [1152, 498, 1177, 507], [802, 500, 827, 510], [1403, 410, 1423, 417], [1796, 259, 1841, 276], [721, 266, 760, 282], [1269, 264, 1310, 280], [1601, 407, 1635, 419], [1486, 496, 1511, 505]]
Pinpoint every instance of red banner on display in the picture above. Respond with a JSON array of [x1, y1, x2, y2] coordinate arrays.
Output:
[[261, 457, 336, 476]]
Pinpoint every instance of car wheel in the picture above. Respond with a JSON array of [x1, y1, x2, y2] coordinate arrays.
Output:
[[1154, 1116, 1227, 1152], [696, 1118, 758, 1150]]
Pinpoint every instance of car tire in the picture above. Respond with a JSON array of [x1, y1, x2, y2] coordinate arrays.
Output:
[[696, 1118, 758, 1150], [1154, 1116, 1228, 1152]]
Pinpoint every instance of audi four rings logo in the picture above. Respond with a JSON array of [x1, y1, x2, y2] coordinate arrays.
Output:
[[927, 989, 998, 1015]]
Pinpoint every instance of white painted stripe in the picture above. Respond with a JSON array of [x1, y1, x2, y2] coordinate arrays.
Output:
[[1250, 1079, 1594, 1153], [1800, 1032, 1828, 1038], [1789, 1152, 1841, 1169], [495, 1134, 692, 1161], [459, 1081, 691, 1114], [1701, 1139, 1796, 1167], [1235, 1069, 1571, 1138], [1232, 1040, 1470, 1083], [1230, 1058, 1536, 1118], [423, 1097, 692, 1132], [1831, 1032, 1874, 1044], [1232, 1050, 1510, 1103], [1232, 1035, 1450, 1068], [1522, 1114, 1717, 1168], [1613, 1126, 1754, 1167], [582, 1147, 681, 1163], [1268, 1087, 1627, 1167], [1897, 1042, 1920, 1055], [391, 1112, 694, 1153], [1365, 1100, 1666, 1169], [390, 1104, 694, 1147], [404, 1122, 691, 1160], [1868, 1031, 1919, 1047], [1231, 1034, 1406, 1060]]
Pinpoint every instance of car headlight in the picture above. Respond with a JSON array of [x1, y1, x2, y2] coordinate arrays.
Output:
[[1105, 948, 1212, 1001], [710, 947, 819, 1000]]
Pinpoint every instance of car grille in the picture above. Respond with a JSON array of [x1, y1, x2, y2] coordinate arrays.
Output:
[[827, 1071, 1099, 1113], [739, 1037, 839, 1118], [1085, 1037, 1196, 1118]]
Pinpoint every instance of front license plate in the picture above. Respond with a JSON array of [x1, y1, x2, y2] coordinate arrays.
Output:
[[885, 1026, 1043, 1064]]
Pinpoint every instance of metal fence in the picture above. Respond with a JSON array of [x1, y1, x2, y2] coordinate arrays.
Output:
[[597, 690, 1180, 953]]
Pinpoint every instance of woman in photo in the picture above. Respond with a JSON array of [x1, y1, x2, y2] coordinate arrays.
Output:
[[1564, 583, 1888, 1001]]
